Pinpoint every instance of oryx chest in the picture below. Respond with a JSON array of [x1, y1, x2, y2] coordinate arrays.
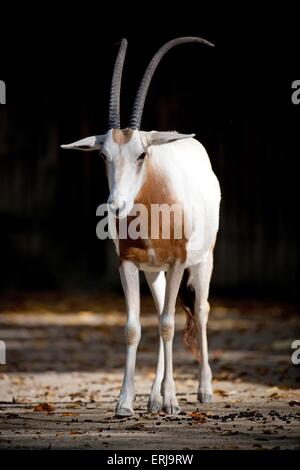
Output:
[[117, 160, 187, 268]]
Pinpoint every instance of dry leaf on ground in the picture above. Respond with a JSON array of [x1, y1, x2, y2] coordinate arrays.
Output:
[[189, 411, 207, 423], [33, 403, 55, 413]]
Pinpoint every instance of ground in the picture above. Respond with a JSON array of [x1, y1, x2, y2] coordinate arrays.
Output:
[[0, 293, 299, 450]]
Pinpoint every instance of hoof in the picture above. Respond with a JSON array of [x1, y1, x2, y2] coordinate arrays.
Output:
[[115, 407, 133, 418], [162, 397, 181, 415], [148, 396, 163, 413], [198, 391, 213, 403], [162, 404, 181, 415]]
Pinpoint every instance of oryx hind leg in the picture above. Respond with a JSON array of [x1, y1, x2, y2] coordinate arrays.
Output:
[[190, 253, 214, 403]]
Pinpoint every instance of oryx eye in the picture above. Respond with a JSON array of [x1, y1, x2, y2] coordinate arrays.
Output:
[[100, 152, 108, 161], [137, 152, 146, 161]]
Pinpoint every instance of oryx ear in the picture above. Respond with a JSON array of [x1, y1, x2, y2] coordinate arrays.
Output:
[[141, 131, 195, 147], [61, 135, 106, 151]]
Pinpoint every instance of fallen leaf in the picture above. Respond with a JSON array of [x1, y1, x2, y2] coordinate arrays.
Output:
[[214, 389, 229, 397], [33, 403, 55, 413], [269, 393, 280, 399], [189, 411, 207, 423]]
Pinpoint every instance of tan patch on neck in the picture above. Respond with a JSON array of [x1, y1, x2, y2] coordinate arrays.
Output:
[[119, 160, 187, 266], [112, 128, 133, 144]]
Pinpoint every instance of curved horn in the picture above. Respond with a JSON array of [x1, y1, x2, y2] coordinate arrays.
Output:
[[130, 36, 214, 129], [108, 38, 128, 129]]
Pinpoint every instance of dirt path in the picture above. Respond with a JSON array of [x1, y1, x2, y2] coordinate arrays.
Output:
[[0, 293, 299, 449]]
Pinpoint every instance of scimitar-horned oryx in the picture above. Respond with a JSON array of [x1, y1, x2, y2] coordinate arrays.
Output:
[[61, 37, 221, 417]]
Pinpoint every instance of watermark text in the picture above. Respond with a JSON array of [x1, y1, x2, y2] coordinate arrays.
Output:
[[0, 80, 6, 104]]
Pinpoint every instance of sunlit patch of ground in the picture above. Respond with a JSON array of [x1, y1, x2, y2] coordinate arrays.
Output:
[[0, 293, 299, 449]]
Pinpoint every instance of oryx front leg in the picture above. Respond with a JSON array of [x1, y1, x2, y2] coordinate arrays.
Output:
[[116, 261, 141, 417], [160, 263, 184, 414], [145, 271, 166, 412], [191, 254, 214, 403]]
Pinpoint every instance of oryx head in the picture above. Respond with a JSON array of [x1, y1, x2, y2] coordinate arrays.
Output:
[[61, 37, 214, 218]]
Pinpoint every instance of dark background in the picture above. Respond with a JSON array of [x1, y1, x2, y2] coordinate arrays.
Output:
[[0, 13, 299, 299]]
